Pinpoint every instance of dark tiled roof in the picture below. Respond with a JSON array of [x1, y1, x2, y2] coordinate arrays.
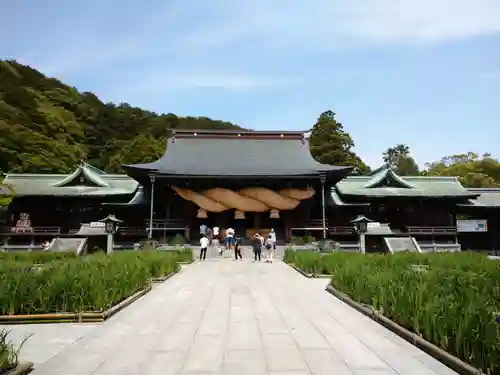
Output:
[[123, 131, 352, 179]]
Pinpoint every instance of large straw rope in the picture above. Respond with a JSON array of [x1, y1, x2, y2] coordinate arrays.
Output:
[[171, 186, 314, 212]]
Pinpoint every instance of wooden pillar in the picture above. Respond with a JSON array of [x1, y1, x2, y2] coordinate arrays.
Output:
[[489, 211, 496, 254], [451, 205, 459, 245], [167, 204, 171, 219], [320, 174, 327, 239], [285, 216, 292, 242], [254, 212, 261, 230], [148, 174, 156, 239]]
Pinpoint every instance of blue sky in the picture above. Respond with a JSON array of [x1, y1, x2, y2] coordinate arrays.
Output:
[[2, 0, 500, 168]]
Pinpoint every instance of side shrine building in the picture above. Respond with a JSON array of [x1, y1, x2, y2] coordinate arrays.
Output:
[[1, 129, 499, 252]]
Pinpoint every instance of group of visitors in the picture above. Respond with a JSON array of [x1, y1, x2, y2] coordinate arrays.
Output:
[[251, 230, 276, 263], [199, 223, 276, 263], [199, 224, 235, 260]]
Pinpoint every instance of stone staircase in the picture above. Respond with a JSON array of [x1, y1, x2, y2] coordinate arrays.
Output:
[[383, 237, 421, 253], [49, 237, 87, 254]]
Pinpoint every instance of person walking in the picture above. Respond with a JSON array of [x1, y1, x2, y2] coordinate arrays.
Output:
[[258, 232, 265, 252], [199, 223, 207, 239], [200, 234, 209, 260], [233, 235, 243, 260], [225, 227, 235, 250], [211, 225, 220, 257], [218, 228, 226, 256], [206, 227, 213, 245], [252, 233, 262, 262], [265, 229, 277, 263]]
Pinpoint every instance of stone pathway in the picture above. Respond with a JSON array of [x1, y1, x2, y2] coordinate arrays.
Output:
[[7, 257, 458, 375]]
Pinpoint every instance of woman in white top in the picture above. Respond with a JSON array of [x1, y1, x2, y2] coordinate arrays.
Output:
[[211, 225, 220, 256], [265, 229, 276, 263], [225, 227, 235, 250]]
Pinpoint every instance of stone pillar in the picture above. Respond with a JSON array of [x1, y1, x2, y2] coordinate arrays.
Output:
[[360, 233, 366, 254], [106, 233, 113, 255]]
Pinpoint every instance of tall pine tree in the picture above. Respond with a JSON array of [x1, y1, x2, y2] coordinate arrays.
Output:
[[309, 110, 370, 174], [382, 144, 420, 176]]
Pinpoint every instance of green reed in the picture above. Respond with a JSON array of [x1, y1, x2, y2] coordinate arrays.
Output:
[[0, 251, 179, 315], [286, 250, 500, 373]]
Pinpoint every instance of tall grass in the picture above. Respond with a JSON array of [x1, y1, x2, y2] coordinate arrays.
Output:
[[173, 247, 193, 263], [0, 251, 77, 263], [0, 251, 179, 315], [0, 329, 30, 373], [0, 329, 17, 373], [286, 250, 500, 374]]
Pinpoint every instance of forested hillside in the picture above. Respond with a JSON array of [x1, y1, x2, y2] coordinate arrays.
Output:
[[0, 60, 243, 173], [1, 60, 499, 188]]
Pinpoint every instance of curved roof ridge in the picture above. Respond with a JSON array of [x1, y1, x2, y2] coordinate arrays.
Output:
[[102, 186, 147, 207], [80, 161, 107, 175], [366, 164, 390, 176], [51, 164, 109, 188], [362, 168, 415, 189]]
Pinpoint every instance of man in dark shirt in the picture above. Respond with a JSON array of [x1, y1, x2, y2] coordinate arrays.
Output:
[[233, 235, 243, 260], [251, 233, 262, 262]]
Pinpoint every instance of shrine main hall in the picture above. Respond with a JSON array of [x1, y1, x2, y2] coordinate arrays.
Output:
[[1, 129, 499, 252]]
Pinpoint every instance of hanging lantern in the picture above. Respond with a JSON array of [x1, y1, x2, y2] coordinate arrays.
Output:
[[234, 210, 245, 219], [196, 209, 208, 219], [269, 209, 280, 219]]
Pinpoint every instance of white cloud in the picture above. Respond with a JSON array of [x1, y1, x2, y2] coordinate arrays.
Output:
[[16, 0, 500, 79], [124, 72, 286, 93], [331, 0, 500, 44], [174, 0, 500, 49]]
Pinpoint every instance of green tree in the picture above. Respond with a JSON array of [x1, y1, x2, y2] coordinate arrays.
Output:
[[309, 110, 371, 173], [383, 144, 409, 167], [0, 173, 13, 225], [106, 134, 166, 172], [424, 152, 500, 187], [382, 144, 420, 176], [0, 176, 12, 207], [0, 60, 244, 173]]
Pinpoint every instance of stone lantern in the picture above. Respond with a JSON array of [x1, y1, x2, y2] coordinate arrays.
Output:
[[99, 214, 123, 254], [351, 215, 373, 254]]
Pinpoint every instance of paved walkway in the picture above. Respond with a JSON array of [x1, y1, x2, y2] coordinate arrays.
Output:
[[7, 257, 457, 375]]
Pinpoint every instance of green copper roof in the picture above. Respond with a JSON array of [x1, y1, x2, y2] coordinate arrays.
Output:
[[362, 168, 416, 189], [330, 188, 370, 206], [4, 163, 138, 197], [102, 186, 148, 206], [459, 188, 500, 207], [336, 168, 476, 198], [52, 162, 109, 187]]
